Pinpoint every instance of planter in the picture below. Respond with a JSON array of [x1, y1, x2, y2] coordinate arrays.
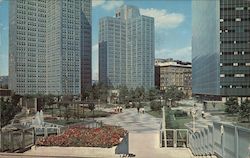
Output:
[[36, 125, 127, 148], [27, 146, 117, 157]]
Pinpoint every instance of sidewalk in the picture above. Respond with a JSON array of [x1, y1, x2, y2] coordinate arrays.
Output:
[[129, 132, 193, 158]]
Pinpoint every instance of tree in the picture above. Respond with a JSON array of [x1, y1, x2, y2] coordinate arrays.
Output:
[[164, 86, 184, 102], [150, 101, 161, 111], [134, 86, 145, 102], [81, 86, 91, 100], [147, 88, 159, 101], [45, 94, 55, 116], [62, 95, 74, 120], [224, 97, 239, 114], [238, 99, 250, 122], [88, 103, 95, 117], [0, 96, 21, 127], [119, 85, 129, 104]]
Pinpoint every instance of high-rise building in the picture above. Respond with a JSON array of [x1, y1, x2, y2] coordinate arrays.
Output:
[[9, 0, 47, 95], [81, 0, 92, 93], [9, 0, 92, 95], [192, 0, 250, 101], [46, 0, 92, 95], [99, 5, 155, 89]]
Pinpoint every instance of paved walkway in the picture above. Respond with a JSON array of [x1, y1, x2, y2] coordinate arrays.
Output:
[[97, 108, 193, 158], [96, 108, 161, 133], [129, 132, 193, 158]]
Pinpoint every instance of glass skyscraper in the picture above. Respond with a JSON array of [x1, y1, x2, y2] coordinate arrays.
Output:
[[99, 5, 155, 89], [192, 0, 250, 100], [9, 0, 92, 95]]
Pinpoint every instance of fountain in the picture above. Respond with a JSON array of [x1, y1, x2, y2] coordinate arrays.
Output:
[[32, 111, 44, 127]]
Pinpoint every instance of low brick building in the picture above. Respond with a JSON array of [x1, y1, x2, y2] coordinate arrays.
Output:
[[155, 58, 192, 97]]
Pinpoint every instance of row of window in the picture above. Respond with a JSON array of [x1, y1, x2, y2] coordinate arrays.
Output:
[[221, 41, 250, 44], [220, 85, 250, 89], [220, 74, 250, 78], [220, 7, 250, 11], [221, 63, 250, 66], [221, 51, 250, 55], [220, 18, 250, 22], [220, 29, 250, 33]]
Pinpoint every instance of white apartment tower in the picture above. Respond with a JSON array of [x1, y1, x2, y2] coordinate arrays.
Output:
[[9, 0, 92, 95], [9, 0, 47, 94], [99, 5, 155, 89]]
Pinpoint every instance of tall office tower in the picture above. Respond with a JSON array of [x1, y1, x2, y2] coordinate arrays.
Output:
[[81, 0, 92, 93], [46, 0, 92, 95], [192, 0, 250, 101], [9, 0, 92, 95], [9, 0, 47, 95], [99, 5, 155, 89]]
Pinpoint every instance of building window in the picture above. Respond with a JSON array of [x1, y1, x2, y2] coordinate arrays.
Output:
[[220, 74, 225, 77], [233, 63, 238, 66], [235, 18, 241, 21], [235, 7, 244, 10], [234, 74, 245, 77]]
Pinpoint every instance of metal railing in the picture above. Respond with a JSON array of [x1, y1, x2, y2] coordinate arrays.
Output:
[[189, 122, 250, 158], [160, 128, 189, 148], [0, 127, 35, 152]]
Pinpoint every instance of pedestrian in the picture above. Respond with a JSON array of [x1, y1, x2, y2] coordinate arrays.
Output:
[[120, 106, 123, 113], [137, 107, 140, 113], [142, 107, 145, 114], [201, 111, 205, 118]]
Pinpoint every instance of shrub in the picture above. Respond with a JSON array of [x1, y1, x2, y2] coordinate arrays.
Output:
[[174, 110, 188, 117], [150, 101, 161, 111]]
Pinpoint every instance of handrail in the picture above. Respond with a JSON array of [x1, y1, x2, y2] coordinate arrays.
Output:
[[188, 122, 250, 158]]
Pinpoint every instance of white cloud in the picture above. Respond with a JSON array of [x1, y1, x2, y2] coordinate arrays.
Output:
[[92, 0, 124, 11], [140, 8, 184, 29], [156, 46, 191, 62], [92, 0, 105, 7], [92, 43, 99, 80], [102, 0, 124, 11]]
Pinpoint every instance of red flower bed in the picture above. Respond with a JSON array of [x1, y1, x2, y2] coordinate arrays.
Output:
[[36, 125, 127, 148]]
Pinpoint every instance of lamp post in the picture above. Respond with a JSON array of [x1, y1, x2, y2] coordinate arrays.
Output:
[[192, 104, 197, 132], [57, 90, 60, 102], [161, 96, 167, 147]]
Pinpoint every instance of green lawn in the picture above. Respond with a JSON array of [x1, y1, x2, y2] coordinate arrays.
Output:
[[147, 108, 191, 129], [146, 110, 162, 118], [46, 119, 85, 126], [44, 106, 111, 118]]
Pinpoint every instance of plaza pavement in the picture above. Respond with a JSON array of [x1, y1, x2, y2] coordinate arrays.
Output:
[[97, 108, 194, 158], [96, 108, 161, 133]]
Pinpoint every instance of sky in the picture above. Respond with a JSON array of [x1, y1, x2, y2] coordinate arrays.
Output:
[[0, 0, 192, 80]]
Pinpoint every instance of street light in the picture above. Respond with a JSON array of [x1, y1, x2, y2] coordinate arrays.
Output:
[[192, 104, 197, 132], [168, 98, 172, 107], [160, 96, 163, 107], [57, 90, 60, 102], [161, 96, 167, 147]]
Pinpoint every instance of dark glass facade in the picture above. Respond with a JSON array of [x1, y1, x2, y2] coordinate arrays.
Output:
[[192, 0, 250, 98], [192, 0, 220, 96], [220, 0, 250, 97]]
